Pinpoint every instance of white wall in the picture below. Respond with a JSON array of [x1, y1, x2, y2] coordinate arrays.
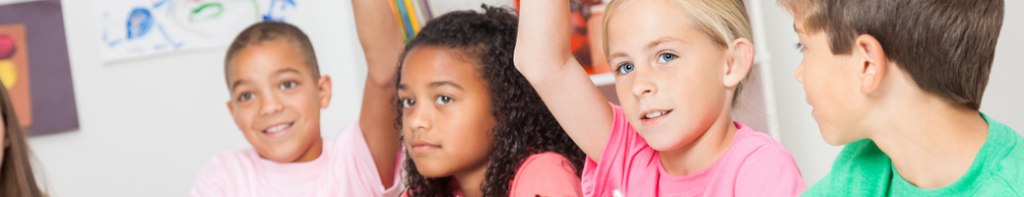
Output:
[[757, 0, 1024, 185]]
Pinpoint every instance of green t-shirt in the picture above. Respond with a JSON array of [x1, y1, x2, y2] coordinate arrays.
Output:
[[802, 113, 1024, 196]]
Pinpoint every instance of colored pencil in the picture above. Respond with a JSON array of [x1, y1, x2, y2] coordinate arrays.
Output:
[[387, 0, 409, 42], [421, 0, 433, 20], [403, 0, 421, 34], [396, 0, 415, 38]]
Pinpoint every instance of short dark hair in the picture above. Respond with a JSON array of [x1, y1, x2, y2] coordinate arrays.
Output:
[[224, 21, 319, 86], [780, 0, 1004, 110]]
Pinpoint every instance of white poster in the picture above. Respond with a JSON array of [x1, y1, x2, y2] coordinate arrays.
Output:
[[95, 0, 300, 61]]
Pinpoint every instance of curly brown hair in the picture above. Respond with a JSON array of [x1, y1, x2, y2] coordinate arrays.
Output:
[[394, 5, 586, 197]]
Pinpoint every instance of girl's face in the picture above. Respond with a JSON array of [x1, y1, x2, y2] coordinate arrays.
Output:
[[398, 46, 496, 178], [606, 0, 733, 151]]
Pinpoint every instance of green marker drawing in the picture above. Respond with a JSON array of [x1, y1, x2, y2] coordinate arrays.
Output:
[[189, 3, 224, 22]]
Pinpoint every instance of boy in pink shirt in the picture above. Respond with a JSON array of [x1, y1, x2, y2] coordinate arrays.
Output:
[[190, 1, 407, 195]]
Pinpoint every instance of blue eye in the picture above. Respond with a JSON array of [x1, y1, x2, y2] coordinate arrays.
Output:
[[657, 53, 677, 63], [617, 63, 635, 74], [401, 98, 415, 108], [238, 93, 254, 102], [280, 81, 297, 89], [435, 95, 453, 105]]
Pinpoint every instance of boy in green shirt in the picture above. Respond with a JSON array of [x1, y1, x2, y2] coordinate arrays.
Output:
[[777, 0, 1024, 196]]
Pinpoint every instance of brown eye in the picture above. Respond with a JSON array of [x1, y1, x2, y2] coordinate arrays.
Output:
[[238, 93, 254, 102], [435, 95, 453, 105], [280, 81, 297, 89], [402, 98, 415, 108]]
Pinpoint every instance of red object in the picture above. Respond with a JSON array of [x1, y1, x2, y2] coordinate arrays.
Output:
[[0, 34, 14, 59]]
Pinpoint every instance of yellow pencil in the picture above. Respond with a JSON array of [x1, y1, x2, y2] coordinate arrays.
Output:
[[403, 0, 421, 34]]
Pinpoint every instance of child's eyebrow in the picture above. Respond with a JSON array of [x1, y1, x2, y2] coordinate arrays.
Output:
[[645, 37, 684, 51], [231, 80, 248, 91], [274, 68, 302, 76], [429, 81, 463, 90]]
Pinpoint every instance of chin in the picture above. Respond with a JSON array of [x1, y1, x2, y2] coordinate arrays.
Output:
[[819, 128, 853, 146], [412, 161, 452, 178], [259, 150, 301, 163], [637, 131, 687, 151]]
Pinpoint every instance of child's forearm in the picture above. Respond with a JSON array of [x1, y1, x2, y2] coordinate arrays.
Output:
[[514, 0, 613, 162], [353, 0, 405, 86], [352, 0, 403, 188]]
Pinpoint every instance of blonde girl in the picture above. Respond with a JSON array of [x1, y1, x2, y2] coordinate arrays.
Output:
[[515, 0, 805, 196]]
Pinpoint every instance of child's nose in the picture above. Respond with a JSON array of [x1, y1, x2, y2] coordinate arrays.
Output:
[[630, 71, 658, 97], [794, 63, 804, 84], [259, 95, 284, 116], [406, 106, 433, 132]]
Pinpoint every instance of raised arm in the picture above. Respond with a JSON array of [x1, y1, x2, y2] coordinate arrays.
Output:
[[352, 0, 404, 188], [514, 0, 613, 162]]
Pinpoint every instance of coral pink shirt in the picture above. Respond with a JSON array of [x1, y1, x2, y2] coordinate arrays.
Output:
[[190, 122, 402, 197], [402, 152, 583, 197], [581, 104, 806, 197]]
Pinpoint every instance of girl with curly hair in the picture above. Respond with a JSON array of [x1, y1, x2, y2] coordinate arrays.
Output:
[[356, 4, 587, 197]]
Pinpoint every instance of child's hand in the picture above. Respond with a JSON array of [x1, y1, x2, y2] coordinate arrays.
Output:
[[513, 0, 613, 162], [352, 0, 404, 188]]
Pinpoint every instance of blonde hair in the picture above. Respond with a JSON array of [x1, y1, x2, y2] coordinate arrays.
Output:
[[601, 0, 754, 56]]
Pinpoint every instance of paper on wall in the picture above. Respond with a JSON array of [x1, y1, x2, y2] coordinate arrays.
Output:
[[95, 0, 300, 61]]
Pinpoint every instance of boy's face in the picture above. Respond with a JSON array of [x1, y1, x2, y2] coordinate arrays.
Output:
[[398, 46, 496, 178], [226, 39, 331, 163], [605, 0, 732, 151], [793, 15, 869, 145]]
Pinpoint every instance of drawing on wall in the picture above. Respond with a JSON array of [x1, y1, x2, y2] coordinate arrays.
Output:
[[0, 1, 79, 136], [0, 25, 34, 128], [95, 0, 301, 61]]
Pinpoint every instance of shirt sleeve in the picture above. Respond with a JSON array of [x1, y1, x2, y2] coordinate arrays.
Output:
[[581, 103, 648, 196], [335, 122, 404, 197], [510, 152, 584, 197], [734, 144, 808, 197]]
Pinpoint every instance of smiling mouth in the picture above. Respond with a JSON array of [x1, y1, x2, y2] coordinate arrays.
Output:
[[264, 122, 294, 134], [641, 110, 673, 120]]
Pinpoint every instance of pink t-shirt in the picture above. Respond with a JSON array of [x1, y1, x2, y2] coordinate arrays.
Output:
[[190, 122, 402, 197], [403, 152, 583, 197], [581, 104, 806, 197]]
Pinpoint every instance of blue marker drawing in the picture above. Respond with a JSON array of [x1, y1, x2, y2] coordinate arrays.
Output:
[[262, 0, 295, 21], [152, 0, 171, 8], [124, 5, 182, 50], [154, 23, 183, 50], [126, 7, 154, 40]]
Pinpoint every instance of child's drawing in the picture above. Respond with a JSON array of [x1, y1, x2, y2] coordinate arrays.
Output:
[[96, 0, 300, 61]]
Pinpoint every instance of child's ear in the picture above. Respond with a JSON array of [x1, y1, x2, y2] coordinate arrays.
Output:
[[724, 38, 754, 89], [317, 75, 333, 109], [226, 101, 236, 118], [853, 35, 888, 94]]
